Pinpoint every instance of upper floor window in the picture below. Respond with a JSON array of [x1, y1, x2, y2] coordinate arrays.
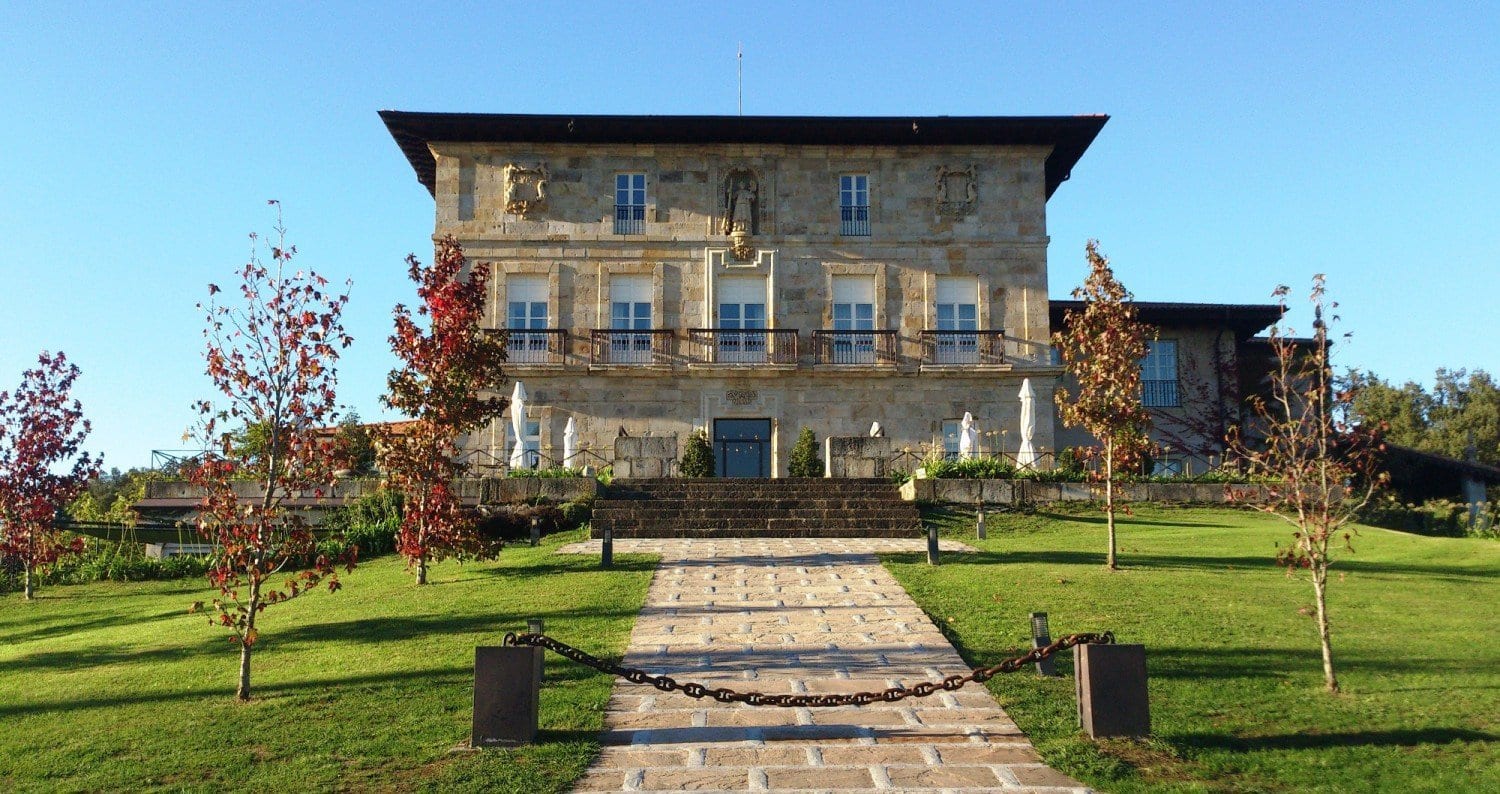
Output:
[[506, 275, 551, 363], [839, 174, 870, 236], [933, 276, 978, 363], [609, 275, 654, 363], [831, 276, 876, 331], [1141, 339, 1180, 407], [615, 173, 646, 234]]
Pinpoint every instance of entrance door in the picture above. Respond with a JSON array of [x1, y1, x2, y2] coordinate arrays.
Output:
[[714, 418, 772, 478]]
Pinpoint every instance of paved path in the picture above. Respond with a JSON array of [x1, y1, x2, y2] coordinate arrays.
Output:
[[555, 539, 1088, 793]]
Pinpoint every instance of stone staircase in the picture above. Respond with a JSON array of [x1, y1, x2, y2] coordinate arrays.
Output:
[[589, 478, 923, 539]]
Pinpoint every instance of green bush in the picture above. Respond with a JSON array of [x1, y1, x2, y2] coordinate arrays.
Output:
[[507, 466, 586, 479], [559, 496, 594, 529], [319, 487, 403, 558], [1, 535, 214, 593], [681, 429, 715, 477], [788, 428, 823, 477], [1360, 495, 1499, 539], [925, 456, 1016, 480]]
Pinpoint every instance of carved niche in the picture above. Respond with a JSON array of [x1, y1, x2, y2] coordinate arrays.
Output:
[[936, 165, 978, 216], [720, 168, 759, 260], [503, 162, 548, 216]]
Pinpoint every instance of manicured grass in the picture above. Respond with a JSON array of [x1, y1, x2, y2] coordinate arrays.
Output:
[[0, 532, 656, 792], [885, 506, 1500, 792]]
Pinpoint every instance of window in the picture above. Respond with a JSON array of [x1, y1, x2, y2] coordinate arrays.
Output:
[[506, 419, 542, 469], [933, 276, 979, 363], [717, 277, 767, 363], [506, 275, 550, 363], [830, 275, 876, 363], [609, 275, 653, 363], [839, 174, 869, 236], [1141, 340, 1180, 407], [614, 173, 646, 234], [941, 419, 963, 461]]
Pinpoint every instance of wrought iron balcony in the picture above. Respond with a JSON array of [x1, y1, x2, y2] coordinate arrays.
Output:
[[919, 329, 1007, 367], [589, 329, 675, 366], [840, 205, 870, 236], [504, 329, 568, 366], [686, 329, 800, 366], [1142, 379, 1180, 407], [812, 330, 898, 366], [614, 204, 645, 235]]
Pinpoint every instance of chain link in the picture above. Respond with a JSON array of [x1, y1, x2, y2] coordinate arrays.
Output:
[[503, 630, 1114, 708]]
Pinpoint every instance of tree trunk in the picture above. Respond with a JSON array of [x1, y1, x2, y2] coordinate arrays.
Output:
[[23, 564, 33, 600], [1311, 564, 1339, 693], [416, 551, 428, 586], [237, 581, 261, 701], [1105, 439, 1117, 570]]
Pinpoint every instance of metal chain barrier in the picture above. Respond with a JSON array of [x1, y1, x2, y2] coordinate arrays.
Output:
[[503, 630, 1114, 708]]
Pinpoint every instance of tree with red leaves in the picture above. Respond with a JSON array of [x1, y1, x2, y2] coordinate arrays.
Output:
[[190, 202, 354, 700], [380, 236, 508, 585], [0, 352, 102, 600], [1054, 240, 1153, 570], [1230, 276, 1383, 693]]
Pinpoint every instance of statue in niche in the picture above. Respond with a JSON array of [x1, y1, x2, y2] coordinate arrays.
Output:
[[721, 168, 759, 260], [936, 165, 978, 216], [503, 162, 548, 216]]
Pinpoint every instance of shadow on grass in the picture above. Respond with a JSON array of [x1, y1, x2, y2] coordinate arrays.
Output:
[[0, 607, 192, 646], [884, 549, 1495, 581], [477, 557, 657, 579], [1175, 727, 1498, 751]]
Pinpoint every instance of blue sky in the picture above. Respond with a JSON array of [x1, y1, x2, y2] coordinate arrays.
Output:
[[2, 2, 1495, 469]]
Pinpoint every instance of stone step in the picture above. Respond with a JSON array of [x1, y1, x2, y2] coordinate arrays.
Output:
[[593, 499, 910, 511], [593, 509, 920, 522], [588, 526, 922, 539], [592, 477, 919, 539]]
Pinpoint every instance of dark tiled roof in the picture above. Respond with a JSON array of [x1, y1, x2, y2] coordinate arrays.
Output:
[[1050, 300, 1282, 338], [380, 111, 1108, 199]]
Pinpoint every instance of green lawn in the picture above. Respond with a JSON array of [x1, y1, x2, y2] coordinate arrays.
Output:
[[885, 506, 1500, 793], [0, 531, 655, 792]]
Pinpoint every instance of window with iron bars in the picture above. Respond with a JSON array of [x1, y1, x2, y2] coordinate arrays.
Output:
[[839, 174, 869, 236], [1140, 339, 1180, 407], [614, 173, 646, 234]]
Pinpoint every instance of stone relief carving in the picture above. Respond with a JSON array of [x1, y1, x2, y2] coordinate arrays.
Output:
[[725, 388, 758, 406], [720, 168, 759, 260], [936, 165, 978, 216], [503, 162, 548, 216]]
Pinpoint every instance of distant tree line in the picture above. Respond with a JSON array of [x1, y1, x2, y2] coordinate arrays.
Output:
[[1349, 368, 1498, 467]]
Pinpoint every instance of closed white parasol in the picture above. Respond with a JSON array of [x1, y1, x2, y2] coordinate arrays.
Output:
[[1017, 378, 1038, 470], [562, 416, 578, 468], [509, 381, 529, 469], [958, 411, 978, 460]]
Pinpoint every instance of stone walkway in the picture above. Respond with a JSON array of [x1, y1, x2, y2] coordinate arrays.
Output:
[[555, 539, 1089, 793]]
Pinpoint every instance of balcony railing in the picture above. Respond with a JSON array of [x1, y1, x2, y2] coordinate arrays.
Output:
[[505, 329, 568, 365], [1142, 379, 1180, 407], [590, 329, 675, 366], [614, 204, 645, 234], [840, 205, 870, 236], [686, 329, 799, 366], [919, 329, 1007, 367], [812, 330, 898, 366]]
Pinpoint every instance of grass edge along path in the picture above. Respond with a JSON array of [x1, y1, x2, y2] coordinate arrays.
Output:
[[0, 529, 657, 793], [883, 505, 1499, 793]]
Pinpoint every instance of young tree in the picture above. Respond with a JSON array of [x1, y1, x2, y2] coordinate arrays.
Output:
[[190, 202, 354, 700], [1054, 240, 1153, 570], [1230, 276, 1383, 693], [788, 427, 823, 477], [0, 352, 102, 599], [380, 236, 508, 585]]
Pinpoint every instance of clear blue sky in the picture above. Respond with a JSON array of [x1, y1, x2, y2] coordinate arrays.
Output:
[[2, 2, 1495, 469]]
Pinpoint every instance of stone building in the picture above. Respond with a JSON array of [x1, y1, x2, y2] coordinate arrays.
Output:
[[381, 112, 1107, 477]]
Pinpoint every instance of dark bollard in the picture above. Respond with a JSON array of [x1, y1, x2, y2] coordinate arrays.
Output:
[[601, 526, 613, 568], [1075, 643, 1150, 738], [472, 645, 543, 747], [926, 523, 940, 565], [976, 508, 987, 540], [1030, 612, 1060, 677], [529, 517, 540, 547]]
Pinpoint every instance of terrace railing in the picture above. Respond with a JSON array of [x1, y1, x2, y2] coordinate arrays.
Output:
[[505, 329, 568, 366], [812, 330, 898, 366], [919, 329, 1007, 367], [686, 328, 800, 366], [589, 329, 675, 366]]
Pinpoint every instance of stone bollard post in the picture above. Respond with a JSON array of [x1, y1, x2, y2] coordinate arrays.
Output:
[[526, 618, 545, 682], [976, 508, 986, 539], [926, 524, 940, 565], [601, 526, 613, 568], [529, 517, 541, 547], [1029, 612, 1059, 678], [1075, 643, 1150, 738], [472, 645, 543, 748]]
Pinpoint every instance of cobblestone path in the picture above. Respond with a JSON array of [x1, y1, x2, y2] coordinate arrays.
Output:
[[555, 539, 1089, 793]]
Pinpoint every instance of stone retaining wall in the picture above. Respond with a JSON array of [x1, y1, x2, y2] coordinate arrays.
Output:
[[143, 477, 596, 506], [901, 478, 1272, 505]]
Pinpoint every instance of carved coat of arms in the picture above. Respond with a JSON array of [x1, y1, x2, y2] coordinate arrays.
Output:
[[504, 163, 548, 216]]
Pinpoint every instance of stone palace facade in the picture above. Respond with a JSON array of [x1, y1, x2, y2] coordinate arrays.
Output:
[[381, 112, 1107, 477]]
